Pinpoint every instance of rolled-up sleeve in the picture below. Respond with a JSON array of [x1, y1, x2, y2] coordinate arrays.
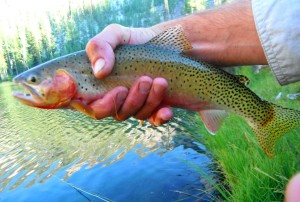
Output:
[[252, 0, 300, 85]]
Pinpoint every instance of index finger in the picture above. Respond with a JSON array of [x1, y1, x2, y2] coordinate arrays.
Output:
[[85, 24, 131, 78]]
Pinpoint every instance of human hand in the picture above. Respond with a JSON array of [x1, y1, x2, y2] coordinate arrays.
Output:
[[86, 24, 173, 126]]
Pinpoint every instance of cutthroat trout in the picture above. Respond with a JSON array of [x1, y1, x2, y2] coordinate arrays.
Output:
[[13, 26, 300, 157]]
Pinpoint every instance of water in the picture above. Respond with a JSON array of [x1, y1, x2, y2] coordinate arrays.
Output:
[[0, 82, 216, 201]]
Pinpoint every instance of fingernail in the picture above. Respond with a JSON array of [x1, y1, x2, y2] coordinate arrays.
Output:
[[139, 82, 151, 94], [93, 58, 105, 75], [161, 110, 173, 121], [117, 91, 127, 103]]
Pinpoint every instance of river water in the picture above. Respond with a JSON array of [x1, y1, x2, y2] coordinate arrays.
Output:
[[0, 82, 216, 201]]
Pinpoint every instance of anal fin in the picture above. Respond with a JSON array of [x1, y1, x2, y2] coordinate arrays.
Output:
[[70, 100, 97, 120], [199, 110, 228, 135]]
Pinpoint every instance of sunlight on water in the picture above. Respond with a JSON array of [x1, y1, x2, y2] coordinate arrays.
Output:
[[0, 82, 215, 201]]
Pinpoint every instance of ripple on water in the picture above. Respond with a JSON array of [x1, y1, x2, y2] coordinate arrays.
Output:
[[0, 83, 214, 201]]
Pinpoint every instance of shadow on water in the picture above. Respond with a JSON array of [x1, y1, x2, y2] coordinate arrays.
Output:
[[0, 82, 217, 201]]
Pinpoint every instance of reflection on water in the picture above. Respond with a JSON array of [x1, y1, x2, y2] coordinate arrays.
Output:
[[0, 82, 215, 201]]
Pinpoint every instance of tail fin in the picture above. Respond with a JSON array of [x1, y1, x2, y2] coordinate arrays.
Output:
[[250, 104, 300, 158]]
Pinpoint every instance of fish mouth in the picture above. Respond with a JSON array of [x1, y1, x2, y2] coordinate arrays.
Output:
[[12, 82, 44, 107]]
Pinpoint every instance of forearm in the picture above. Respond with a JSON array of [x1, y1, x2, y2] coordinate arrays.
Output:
[[151, 0, 267, 66]]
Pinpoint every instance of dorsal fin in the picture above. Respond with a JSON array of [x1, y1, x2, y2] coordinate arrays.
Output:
[[147, 25, 193, 52]]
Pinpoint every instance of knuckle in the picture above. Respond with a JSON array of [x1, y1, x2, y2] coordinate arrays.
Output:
[[105, 24, 123, 31], [104, 24, 130, 44], [86, 37, 100, 51]]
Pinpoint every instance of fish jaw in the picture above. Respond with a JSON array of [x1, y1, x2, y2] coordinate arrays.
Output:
[[13, 69, 77, 109], [12, 82, 46, 107]]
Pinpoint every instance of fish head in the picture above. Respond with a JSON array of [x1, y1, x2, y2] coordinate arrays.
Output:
[[13, 64, 77, 109]]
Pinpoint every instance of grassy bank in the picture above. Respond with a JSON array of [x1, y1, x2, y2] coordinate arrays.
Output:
[[195, 66, 300, 201]]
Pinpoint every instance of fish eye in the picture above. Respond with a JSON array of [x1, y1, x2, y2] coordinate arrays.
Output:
[[27, 75, 39, 84], [31, 77, 36, 83]]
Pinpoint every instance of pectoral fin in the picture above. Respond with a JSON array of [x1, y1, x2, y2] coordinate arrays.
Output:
[[199, 110, 228, 135], [70, 100, 97, 120]]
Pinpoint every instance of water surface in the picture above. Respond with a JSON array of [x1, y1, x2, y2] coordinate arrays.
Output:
[[0, 82, 216, 201]]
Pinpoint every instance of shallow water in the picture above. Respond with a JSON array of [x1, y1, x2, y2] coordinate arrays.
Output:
[[0, 82, 216, 201]]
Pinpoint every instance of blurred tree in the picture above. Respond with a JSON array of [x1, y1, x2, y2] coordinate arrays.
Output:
[[0, 37, 8, 80], [0, 0, 225, 81], [25, 28, 42, 67]]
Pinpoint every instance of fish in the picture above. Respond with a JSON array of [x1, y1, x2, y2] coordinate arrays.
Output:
[[12, 26, 300, 157]]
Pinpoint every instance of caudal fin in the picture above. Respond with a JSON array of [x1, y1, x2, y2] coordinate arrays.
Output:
[[250, 104, 300, 158]]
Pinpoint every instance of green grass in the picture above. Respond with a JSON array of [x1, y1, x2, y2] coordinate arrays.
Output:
[[193, 66, 300, 201]]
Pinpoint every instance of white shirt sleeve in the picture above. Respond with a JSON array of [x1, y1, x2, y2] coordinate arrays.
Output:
[[252, 0, 300, 85]]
